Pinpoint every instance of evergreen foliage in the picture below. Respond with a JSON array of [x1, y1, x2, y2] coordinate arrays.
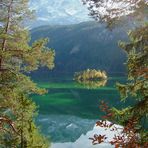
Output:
[[0, 0, 55, 147], [113, 24, 148, 144], [82, 0, 148, 146], [91, 25, 148, 146]]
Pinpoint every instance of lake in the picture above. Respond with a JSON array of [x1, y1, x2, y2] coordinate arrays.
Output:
[[32, 77, 133, 147]]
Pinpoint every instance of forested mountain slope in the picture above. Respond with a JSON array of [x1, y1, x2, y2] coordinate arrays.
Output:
[[30, 21, 128, 79]]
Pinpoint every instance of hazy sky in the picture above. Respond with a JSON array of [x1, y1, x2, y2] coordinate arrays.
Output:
[[29, 0, 147, 27], [29, 0, 92, 26]]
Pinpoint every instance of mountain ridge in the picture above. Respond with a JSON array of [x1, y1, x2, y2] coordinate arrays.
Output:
[[30, 21, 128, 80]]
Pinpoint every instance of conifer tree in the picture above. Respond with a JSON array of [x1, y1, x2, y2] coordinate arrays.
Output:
[[82, 0, 148, 146], [0, 0, 55, 147], [113, 24, 148, 145]]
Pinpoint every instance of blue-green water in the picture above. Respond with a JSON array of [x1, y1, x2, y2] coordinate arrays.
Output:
[[32, 77, 133, 144]]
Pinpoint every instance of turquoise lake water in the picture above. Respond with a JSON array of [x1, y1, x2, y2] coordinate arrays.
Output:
[[32, 77, 133, 143]]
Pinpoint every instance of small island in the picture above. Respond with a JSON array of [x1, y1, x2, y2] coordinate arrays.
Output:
[[74, 69, 107, 81], [74, 69, 107, 89]]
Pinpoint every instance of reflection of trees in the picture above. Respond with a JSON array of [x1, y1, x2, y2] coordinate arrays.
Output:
[[77, 79, 107, 89], [74, 69, 108, 89]]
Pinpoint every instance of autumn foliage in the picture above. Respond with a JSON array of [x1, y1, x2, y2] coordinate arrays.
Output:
[[90, 101, 148, 147]]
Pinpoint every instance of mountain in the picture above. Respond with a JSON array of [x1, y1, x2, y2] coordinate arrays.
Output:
[[30, 21, 128, 80], [29, 0, 91, 27]]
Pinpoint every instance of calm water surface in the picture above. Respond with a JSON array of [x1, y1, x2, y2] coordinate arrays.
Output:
[[32, 77, 132, 146]]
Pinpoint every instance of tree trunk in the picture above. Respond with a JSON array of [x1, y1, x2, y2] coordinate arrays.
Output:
[[0, 0, 13, 70]]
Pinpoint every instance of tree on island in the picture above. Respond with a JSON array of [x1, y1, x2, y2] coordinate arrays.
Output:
[[74, 69, 107, 81], [74, 69, 107, 89], [0, 0, 55, 147], [82, 0, 148, 147]]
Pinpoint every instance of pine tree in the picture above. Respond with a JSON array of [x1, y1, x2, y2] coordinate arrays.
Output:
[[91, 23, 148, 147], [0, 0, 55, 147], [82, 0, 148, 146], [114, 24, 148, 145]]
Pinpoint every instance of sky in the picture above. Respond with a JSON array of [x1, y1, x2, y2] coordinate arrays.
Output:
[[29, 0, 148, 27], [29, 0, 92, 27]]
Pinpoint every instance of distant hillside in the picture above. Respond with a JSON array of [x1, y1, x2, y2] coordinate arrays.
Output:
[[30, 21, 128, 80]]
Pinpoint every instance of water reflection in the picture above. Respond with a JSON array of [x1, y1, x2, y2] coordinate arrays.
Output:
[[33, 77, 130, 146], [76, 79, 107, 89], [74, 69, 108, 89]]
